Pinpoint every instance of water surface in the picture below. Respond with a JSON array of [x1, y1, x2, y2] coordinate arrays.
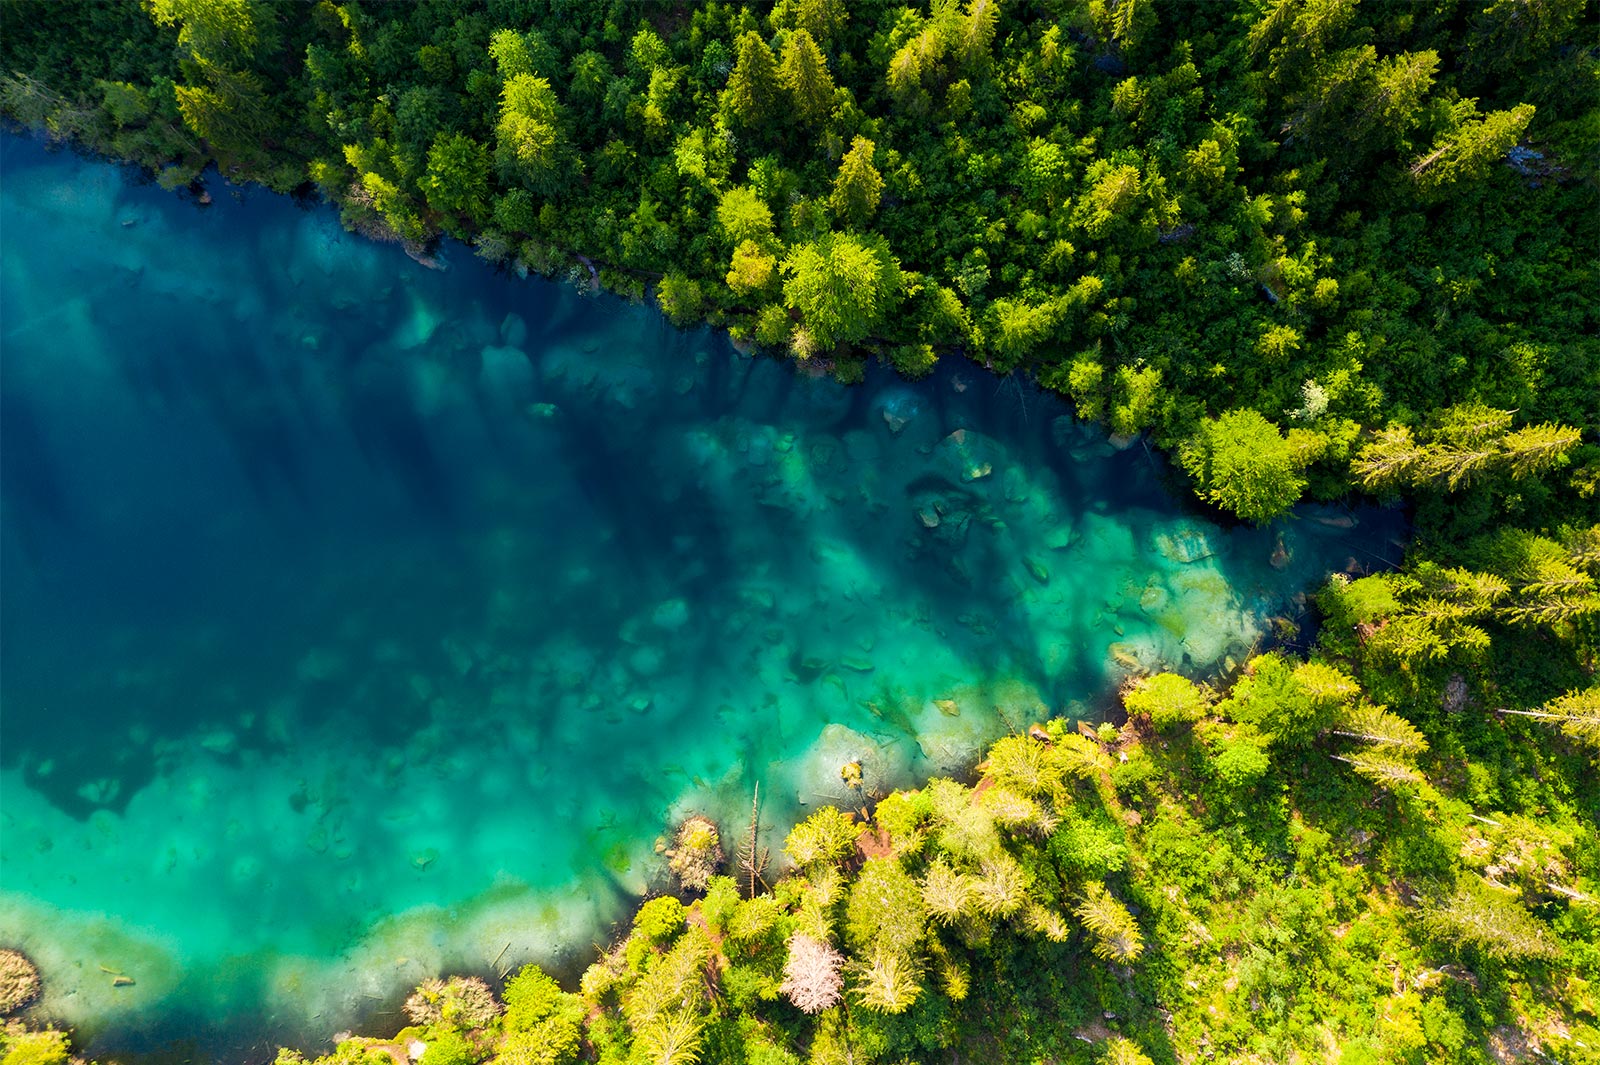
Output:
[[0, 137, 1400, 1056]]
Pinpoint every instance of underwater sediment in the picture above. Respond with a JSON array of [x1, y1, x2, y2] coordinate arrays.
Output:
[[0, 137, 1399, 1054]]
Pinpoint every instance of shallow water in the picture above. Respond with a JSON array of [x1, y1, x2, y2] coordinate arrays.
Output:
[[0, 136, 1401, 1057]]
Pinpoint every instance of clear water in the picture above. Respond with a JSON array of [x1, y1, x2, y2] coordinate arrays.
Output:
[[0, 136, 1401, 1056]]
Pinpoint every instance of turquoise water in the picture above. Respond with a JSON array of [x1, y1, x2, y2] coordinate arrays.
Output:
[[0, 136, 1400, 1056]]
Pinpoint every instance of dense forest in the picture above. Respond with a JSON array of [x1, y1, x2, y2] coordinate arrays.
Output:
[[1, 0, 1597, 1062]]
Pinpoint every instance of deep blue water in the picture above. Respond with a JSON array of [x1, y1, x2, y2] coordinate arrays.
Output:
[[0, 135, 1401, 1057]]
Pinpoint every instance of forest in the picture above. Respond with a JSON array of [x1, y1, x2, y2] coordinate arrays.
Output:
[[0, 0, 1596, 1062]]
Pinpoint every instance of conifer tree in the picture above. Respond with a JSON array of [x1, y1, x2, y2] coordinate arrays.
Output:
[[495, 74, 567, 195], [781, 231, 902, 349], [1500, 423, 1583, 478], [1412, 103, 1536, 192], [1076, 882, 1144, 962], [1498, 688, 1600, 748], [721, 31, 781, 130], [1352, 426, 1429, 492], [830, 135, 883, 226], [779, 29, 835, 126], [1423, 879, 1563, 961], [850, 948, 923, 1013], [1124, 673, 1210, 731], [1180, 409, 1310, 522]]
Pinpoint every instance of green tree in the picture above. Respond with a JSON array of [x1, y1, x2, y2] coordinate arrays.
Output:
[[721, 31, 781, 129], [1181, 409, 1311, 522], [726, 240, 777, 296], [779, 29, 835, 125], [714, 185, 775, 245], [1411, 103, 1536, 192], [1076, 882, 1144, 962], [1423, 879, 1563, 962], [420, 132, 489, 221], [150, 0, 257, 64], [829, 135, 883, 226], [495, 73, 568, 195], [845, 858, 926, 959], [1125, 673, 1210, 731], [781, 232, 903, 349]]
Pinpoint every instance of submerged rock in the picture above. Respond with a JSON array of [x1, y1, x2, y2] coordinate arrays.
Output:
[[1153, 520, 1219, 564]]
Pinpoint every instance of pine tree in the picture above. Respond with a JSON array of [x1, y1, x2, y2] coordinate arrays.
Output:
[[957, 0, 1002, 70], [1123, 673, 1210, 731], [721, 31, 781, 130], [1335, 751, 1425, 789], [779, 29, 835, 126], [781, 232, 902, 349], [983, 734, 1056, 796], [830, 135, 883, 226], [783, 806, 863, 867], [1180, 409, 1310, 522], [970, 856, 1029, 918], [1021, 902, 1071, 942], [150, 0, 258, 65], [1051, 733, 1113, 779], [1500, 687, 1600, 748]]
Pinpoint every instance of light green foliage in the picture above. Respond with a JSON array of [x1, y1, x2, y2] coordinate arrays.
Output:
[[844, 858, 926, 959], [1207, 727, 1273, 788], [848, 947, 923, 1013], [633, 895, 687, 945], [0, 1029, 70, 1065], [983, 734, 1057, 797], [150, 0, 257, 63], [715, 186, 775, 246], [1106, 365, 1161, 437], [726, 240, 777, 296], [784, 806, 863, 867], [1181, 409, 1310, 522], [1423, 878, 1563, 961], [1076, 882, 1143, 962], [419, 1032, 474, 1065], [502, 965, 584, 1063], [779, 30, 835, 125], [1102, 1036, 1156, 1065], [721, 31, 781, 129], [781, 232, 902, 350], [1412, 102, 1535, 192], [1221, 654, 1326, 746], [1123, 672, 1209, 730], [656, 273, 705, 328], [1354, 405, 1582, 492], [829, 136, 882, 226], [495, 74, 566, 194]]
